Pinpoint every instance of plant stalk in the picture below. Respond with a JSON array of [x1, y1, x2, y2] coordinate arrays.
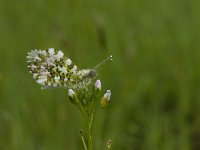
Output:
[[87, 111, 94, 150], [81, 134, 88, 150]]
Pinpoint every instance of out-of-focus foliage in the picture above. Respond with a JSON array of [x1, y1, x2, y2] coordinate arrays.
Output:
[[0, 0, 200, 150]]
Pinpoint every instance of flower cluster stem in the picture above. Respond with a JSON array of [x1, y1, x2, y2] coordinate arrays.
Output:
[[87, 112, 94, 150], [81, 134, 88, 150], [79, 102, 94, 150], [88, 124, 92, 150]]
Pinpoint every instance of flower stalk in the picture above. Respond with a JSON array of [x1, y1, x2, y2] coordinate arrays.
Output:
[[80, 130, 88, 150], [106, 140, 112, 150], [72, 80, 112, 150]]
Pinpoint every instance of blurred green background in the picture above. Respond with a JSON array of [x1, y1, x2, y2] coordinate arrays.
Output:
[[0, 0, 200, 150]]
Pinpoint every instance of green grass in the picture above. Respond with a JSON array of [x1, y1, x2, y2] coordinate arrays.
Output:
[[0, 0, 200, 149]]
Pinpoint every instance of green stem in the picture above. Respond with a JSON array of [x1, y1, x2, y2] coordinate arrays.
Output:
[[87, 111, 94, 150], [81, 134, 88, 150], [80, 92, 95, 150], [106, 140, 112, 150]]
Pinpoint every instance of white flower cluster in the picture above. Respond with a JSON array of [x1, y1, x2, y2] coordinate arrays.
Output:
[[68, 80, 112, 108], [27, 48, 93, 89]]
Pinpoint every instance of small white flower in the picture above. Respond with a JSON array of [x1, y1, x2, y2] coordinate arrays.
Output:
[[101, 90, 112, 107], [48, 48, 55, 55], [64, 78, 68, 81], [65, 58, 72, 66], [54, 76, 60, 83], [95, 79, 101, 90], [68, 89, 75, 97], [104, 90, 111, 101]]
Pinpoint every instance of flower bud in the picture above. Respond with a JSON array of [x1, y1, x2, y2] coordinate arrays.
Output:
[[93, 79, 101, 99], [95, 79, 101, 90], [68, 89, 75, 97], [68, 89, 78, 105], [101, 90, 111, 108]]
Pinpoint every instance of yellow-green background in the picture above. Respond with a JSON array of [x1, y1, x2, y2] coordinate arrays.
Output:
[[0, 0, 200, 150]]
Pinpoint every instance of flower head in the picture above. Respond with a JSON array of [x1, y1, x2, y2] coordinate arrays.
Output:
[[101, 90, 111, 108], [95, 79, 101, 90], [104, 90, 111, 101], [68, 89, 79, 105]]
